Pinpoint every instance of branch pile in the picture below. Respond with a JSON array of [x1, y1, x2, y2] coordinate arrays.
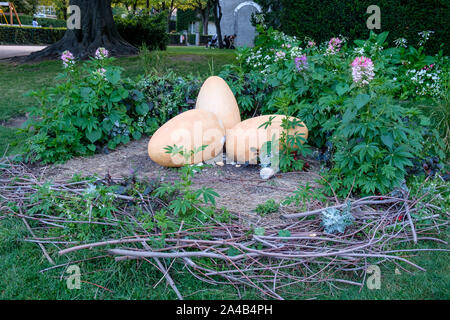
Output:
[[1, 157, 448, 300]]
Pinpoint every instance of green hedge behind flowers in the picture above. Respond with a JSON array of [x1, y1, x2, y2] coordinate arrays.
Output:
[[5, 14, 67, 28], [114, 12, 169, 50], [0, 25, 66, 44], [256, 0, 449, 54]]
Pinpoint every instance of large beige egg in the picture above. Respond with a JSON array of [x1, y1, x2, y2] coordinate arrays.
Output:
[[148, 109, 225, 167], [226, 115, 308, 164], [195, 76, 241, 130]]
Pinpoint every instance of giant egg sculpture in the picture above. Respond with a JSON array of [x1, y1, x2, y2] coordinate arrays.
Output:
[[195, 76, 241, 131], [148, 109, 225, 167], [226, 115, 308, 164]]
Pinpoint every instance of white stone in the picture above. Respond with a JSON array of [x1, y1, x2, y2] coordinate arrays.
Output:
[[260, 167, 276, 180]]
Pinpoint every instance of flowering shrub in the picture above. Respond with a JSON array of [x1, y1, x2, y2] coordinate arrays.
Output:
[[295, 55, 308, 72], [406, 64, 443, 97], [221, 23, 448, 195], [61, 50, 75, 69], [23, 49, 151, 163], [95, 47, 109, 60], [137, 72, 202, 133]]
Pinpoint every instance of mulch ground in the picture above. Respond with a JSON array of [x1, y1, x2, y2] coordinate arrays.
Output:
[[42, 137, 323, 218]]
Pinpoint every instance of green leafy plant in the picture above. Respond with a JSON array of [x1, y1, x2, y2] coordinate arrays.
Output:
[[22, 54, 151, 163], [321, 201, 354, 234], [255, 199, 279, 215], [154, 145, 219, 218]]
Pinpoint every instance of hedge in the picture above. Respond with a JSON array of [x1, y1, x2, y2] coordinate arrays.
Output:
[[4, 14, 67, 28], [115, 12, 169, 50], [256, 0, 449, 53], [0, 25, 65, 45], [168, 33, 212, 46]]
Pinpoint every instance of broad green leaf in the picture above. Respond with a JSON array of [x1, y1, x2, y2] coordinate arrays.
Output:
[[354, 94, 370, 110], [86, 129, 102, 143], [381, 134, 394, 149]]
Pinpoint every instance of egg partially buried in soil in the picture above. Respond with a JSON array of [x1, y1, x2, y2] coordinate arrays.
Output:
[[148, 109, 225, 167], [195, 76, 241, 130], [226, 115, 308, 164]]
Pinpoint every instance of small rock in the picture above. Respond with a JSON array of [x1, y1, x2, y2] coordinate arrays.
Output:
[[260, 167, 275, 180], [216, 161, 224, 167], [235, 164, 241, 168]]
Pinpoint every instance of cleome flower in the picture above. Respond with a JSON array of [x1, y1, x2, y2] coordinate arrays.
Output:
[[295, 55, 308, 72], [351, 56, 375, 86], [61, 50, 75, 69], [326, 37, 343, 55], [95, 47, 109, 59]]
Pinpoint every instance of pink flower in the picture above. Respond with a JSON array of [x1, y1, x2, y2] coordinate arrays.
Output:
[[327, 37, 343, 55], [351, 56, 375, 86], [295, 55, 308, 71], [61, 50, 75, 68], [95, 47, 109, 59], [307, 40, 316, 48]]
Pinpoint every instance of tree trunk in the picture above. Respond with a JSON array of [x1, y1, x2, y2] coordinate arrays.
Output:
[[166, 0, 175, 33], [200, 3, 210, 36], [211, 0, 223, 48], [23, 0, 137, 62]]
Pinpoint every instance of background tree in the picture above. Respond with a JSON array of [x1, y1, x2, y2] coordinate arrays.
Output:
[[180, 0, 209, 35], [24, 0, 137, 62], [10, 0, 39, 15], [209, 0, 222, 48]]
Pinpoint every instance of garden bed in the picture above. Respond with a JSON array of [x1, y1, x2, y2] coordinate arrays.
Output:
[[44, 137, 322, 218]]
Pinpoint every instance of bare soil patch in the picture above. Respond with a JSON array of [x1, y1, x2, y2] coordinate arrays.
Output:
[[44, 138, 322, 217]]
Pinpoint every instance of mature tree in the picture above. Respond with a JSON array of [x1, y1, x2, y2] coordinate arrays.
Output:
[[10, 0, 39, 15], [180, 0, 209, 35], [24, 0, 137, 61]]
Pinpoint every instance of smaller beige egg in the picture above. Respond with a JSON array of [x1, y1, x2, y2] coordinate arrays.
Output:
[[226, 115, 308, 164]]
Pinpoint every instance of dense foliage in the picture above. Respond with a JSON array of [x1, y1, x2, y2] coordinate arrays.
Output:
[[220, 23, 449, 195], [0, 25, 65, 45], [256, 0, 449, 54], [115, 11, 169, 50], [21, 49, 201, 164], [23, 49, 152, 163]]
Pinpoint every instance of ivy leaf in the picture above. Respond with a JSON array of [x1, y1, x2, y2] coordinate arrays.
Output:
[[136, 102, 149, 115], [354, 94, 370, 110], [86, 129, 102, 143]]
